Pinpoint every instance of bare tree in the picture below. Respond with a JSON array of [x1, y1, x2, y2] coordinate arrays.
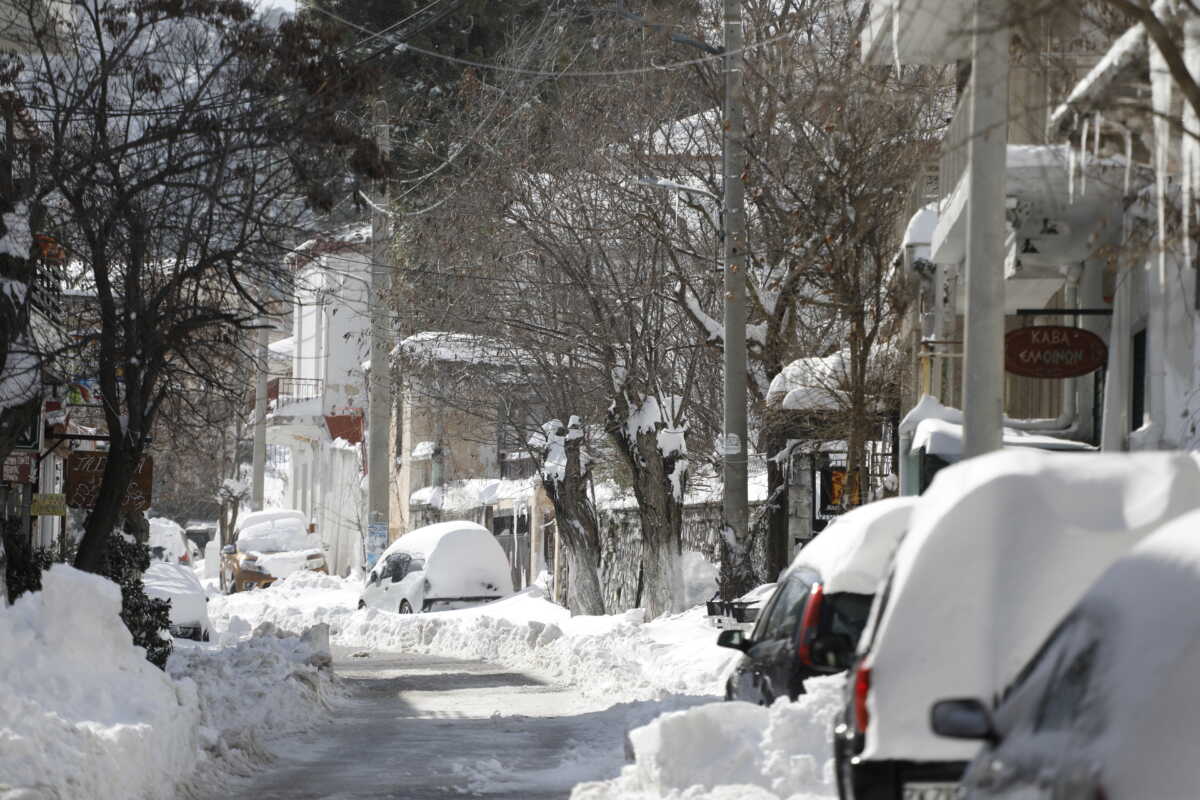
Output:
[[7, 0, 382, 572]]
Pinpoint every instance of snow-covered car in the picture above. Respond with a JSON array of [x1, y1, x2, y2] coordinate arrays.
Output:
[[148, 517, 190, 565], [360, 520, 513, 614], [931, 509, 1200, 800], [719, 496, 915, 705], [834, 450, 1200, 800], [143, 561, 211, 641], [221, 509, 326, 594]]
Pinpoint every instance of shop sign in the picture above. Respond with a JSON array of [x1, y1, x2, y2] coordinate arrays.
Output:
[[65, 452, 153, 512], [30, 493, 66, 516], [1005, 325, 1108, 379], [2, 452, 35, 483], [812, 467, 862, 533]]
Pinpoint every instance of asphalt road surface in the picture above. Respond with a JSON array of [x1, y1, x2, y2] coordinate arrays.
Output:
[[183, 648, 636, 800]]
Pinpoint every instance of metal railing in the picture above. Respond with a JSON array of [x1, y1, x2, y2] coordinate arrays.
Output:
[[938, 85, 972, 210], [277, 377, 323, 409]]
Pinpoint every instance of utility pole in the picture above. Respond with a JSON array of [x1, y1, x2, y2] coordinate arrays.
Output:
[[251, 318, 268, 511], [962, 0, 1009, 457], [721, 0, 749, 589], [367, 99, 392, 562]]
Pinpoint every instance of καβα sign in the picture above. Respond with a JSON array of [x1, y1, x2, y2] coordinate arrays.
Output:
[[1004, 325, 1107, 379]]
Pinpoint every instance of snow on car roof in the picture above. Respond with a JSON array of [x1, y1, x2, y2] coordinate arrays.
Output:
[[235, 509, 306, 535], [380, 520, 493, 560], [787, 496, 916, 594], [862, 449, 1200, 762]]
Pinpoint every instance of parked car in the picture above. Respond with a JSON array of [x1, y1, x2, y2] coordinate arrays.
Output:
[[148, 517, 190, 564], [221, 509, 326, 593], [833, 450, 1200, 800], [931, 509, 1200, 800], [143, 561, 211, 641], [718, 497, 916, 705], [360, 520, 513, 613]]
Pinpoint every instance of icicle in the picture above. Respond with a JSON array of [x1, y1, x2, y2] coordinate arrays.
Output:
[[1068, 139, 1076, 203], [1080, 117, 1090, 197], [1124, 128, 1133, 196]]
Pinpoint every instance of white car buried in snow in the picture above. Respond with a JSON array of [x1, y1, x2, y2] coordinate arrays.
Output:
[[360, 521, 513, 614], [143, 562, 211, 641]]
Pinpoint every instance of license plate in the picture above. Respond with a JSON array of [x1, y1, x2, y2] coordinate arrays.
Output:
[[902, 783, 961, 800]]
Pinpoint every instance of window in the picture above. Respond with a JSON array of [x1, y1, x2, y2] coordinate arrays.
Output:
[[385, 553, 411, 581], [1035, 639, 1100, 732], [824, 593, 874, 642], [759, 574, 814, 643], [1132, 328, 1147, 429]]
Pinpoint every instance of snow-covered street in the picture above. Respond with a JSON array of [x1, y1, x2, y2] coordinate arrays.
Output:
[[183, 648, 711, 800]]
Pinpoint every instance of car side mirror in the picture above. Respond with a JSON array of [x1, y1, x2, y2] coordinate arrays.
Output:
[[930, 698, 998, 743], [717, 629, 752, 652], [221, 544, 235, 555]]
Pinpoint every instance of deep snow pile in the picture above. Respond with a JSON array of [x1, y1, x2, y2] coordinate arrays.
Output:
[[572, 679, 844, 800], [211, 570, 737, 700], [208, 570, 844, 799], [0, 565, 201, 800], [0, 565, 336, 799]]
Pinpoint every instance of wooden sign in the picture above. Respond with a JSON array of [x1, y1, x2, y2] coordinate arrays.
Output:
[[30, 493, 66, 516], [1005, 325, 1108, 379], [65, 452, 153, 512]]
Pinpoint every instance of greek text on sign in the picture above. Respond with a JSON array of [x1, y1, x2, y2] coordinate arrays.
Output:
[[1004, 325, 1108, 379]]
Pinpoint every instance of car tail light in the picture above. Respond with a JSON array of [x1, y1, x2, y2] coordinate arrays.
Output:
[[853, 665, 872, 733], [180, 553, 189, 563], [796, 583, 825, 665]]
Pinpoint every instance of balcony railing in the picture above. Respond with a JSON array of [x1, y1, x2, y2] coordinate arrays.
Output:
[[938, 84, 972, 210], [277, 377, 323, 409]]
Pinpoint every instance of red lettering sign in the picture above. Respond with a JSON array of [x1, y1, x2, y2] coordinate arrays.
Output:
[[1004, 325, 1108, 379]]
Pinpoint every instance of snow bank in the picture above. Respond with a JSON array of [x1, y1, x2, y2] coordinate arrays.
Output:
[[0, 566, 337, 800], [168, 623, 337, 773], [0, 565, 201, 800], [209, 572, 738, 701], [572, 678, 843, 800]]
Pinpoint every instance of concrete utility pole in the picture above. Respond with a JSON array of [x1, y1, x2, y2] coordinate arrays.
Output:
[[962, 0, 1009, 457], [251, 320, 269, 510], [367, 100, 392, 556], [721, 0, 749, 578]]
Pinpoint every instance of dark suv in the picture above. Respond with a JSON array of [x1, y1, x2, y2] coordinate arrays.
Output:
[[718, 566, 873, 704]]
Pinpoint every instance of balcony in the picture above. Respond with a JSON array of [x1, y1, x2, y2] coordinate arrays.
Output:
[[277, 377, 323, 409]]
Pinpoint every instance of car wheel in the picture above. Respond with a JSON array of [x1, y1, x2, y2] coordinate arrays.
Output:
[[399, 600, 413, 614], [201, 629, 210, 642]]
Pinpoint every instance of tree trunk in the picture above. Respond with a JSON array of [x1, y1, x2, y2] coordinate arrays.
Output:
[[74, 438, 140, 573], [763, 428, 791, 580], [617, 426, 685, 619], [539, 427, 606, 616]]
